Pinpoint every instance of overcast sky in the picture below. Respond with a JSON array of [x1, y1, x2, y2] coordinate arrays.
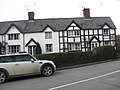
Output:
[[0, 0, 120, 34]]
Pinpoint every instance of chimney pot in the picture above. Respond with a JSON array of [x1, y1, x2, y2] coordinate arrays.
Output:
[[28, 12, 34, 20], [83, 8, 90, 19]]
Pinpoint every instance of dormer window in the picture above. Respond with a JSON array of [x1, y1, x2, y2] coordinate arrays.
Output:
[[8, 34, 19, 40], [103, 29, 109, 35], [45, 32, 52, 39], [68, 30, 80, 37]]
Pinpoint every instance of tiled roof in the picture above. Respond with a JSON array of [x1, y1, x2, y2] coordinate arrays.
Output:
[[0, 17, 116, 34]]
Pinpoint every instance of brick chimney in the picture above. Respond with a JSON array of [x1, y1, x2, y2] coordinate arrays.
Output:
[[83, 8, 90, 19], [28, 12, 34, 20]]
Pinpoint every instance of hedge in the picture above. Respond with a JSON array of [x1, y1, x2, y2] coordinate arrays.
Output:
[[93, 46, 117, 61], [34, 46, 117, 68], [35, 51, 94, 68]]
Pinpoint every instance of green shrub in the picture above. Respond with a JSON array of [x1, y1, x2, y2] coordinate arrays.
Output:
[[34, 46, 117, 68], [35, 51, 94, 68], [93, 46, 117, 61], [36, 42, 42, 54]]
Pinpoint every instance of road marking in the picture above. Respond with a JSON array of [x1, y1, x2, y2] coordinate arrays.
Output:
[[49, 69, 120, 90]]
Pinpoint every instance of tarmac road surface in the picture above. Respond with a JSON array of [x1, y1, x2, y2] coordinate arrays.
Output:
[[1, 59, 120, 90]]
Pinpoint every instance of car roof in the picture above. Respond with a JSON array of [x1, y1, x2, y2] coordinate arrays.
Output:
[[0, 53, 30, 57]]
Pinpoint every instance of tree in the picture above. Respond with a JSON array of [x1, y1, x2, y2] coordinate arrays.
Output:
[[36, 42, 42, 54]]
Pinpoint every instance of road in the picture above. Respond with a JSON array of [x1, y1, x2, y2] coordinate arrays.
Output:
[[1, 59, 120, 90]]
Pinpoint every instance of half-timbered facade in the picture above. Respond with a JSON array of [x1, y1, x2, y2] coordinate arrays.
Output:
[[0, 8, 117, 55], [59, 19, 116, 52]]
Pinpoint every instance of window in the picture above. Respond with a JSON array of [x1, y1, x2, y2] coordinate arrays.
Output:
[[68, 43, 80, 51], [103, 29, 109, 35], [14, 55, 32, 62], [28, 46, 36, 55], [68, 31, 73, 37], [104, 41, 109, 46], [68, 31, 80, 37], [46, 44, 53, 52], [8, 34, 19, 40], [74, 30, 80, 36], [0, 56, 13, 63], [8, 45, 20, 53], [45, 32, 52, 39], [75, 43, 80, 50]]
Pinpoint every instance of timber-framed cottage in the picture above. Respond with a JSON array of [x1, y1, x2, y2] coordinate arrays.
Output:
[[0, 8, 117, 55]]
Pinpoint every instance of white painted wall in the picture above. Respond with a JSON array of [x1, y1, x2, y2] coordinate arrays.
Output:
[[25, 27, 59, 54]]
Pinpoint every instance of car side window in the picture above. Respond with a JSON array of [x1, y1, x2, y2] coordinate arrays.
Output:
[[14, 55, 32, 62], [0, 56, 13, 63]]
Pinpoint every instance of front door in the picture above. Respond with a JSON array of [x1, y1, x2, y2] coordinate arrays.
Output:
[[28, 46, 36, 55], [89, 35, 101, 51]]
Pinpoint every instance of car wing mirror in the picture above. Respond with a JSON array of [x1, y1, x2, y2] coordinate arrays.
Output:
[[31, 59, 34, 63]]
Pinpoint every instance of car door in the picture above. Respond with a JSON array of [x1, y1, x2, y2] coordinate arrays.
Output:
[[14, 55, 39, 75]]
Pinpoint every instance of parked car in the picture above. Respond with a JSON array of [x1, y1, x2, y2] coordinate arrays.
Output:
[[0, 53, 56, 84]]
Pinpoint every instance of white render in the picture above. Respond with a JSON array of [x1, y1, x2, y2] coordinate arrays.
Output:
[[24, 27, 59, 54]]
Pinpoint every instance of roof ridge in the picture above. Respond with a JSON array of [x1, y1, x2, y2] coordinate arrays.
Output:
[[0, 16, 111, 23]]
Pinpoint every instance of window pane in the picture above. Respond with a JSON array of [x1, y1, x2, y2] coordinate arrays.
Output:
[[8, 34, 19, 40], [8, 45, 20, 53], [68, 43, 80, 51], [0, 56, 13, 63], [68, 31, 73, 37], [74, 31, 80, 36], [46, 44, 53, 52], [45, 32, 52, 39], [15, 55, 31, 62], [103, 29, 109, 34]]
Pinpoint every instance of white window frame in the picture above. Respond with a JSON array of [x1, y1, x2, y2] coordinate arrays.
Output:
[[68, 31, 73, 37], [68, 43, 80, 51], [104, 41, 109, 46], [68, 30, 80, 37], [8, 45, 20, 53], [45, 32, 52, 39], [74, 30, 80, 36], [103, 29, 109, 35], [8, 34, 19, 40], [46, 44, 53, 52]]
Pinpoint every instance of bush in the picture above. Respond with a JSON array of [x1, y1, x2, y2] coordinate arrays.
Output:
[[93, 46, 117, 61], [34, 46, 117, 68], [35, 51, 94, 68], [36, 42, 42, 54]]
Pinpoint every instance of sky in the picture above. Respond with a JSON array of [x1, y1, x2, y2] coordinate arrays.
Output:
[[0, 0, 120, 34]]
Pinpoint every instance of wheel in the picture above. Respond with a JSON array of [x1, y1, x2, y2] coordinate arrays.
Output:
[[42, 65, 54, 76], [0, 71, 6, 84]]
